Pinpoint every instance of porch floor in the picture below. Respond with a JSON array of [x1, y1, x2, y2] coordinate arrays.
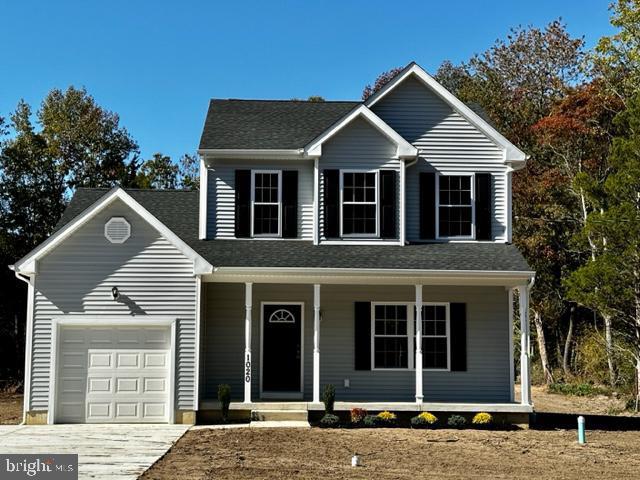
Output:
[[201, 400, 533, 413]]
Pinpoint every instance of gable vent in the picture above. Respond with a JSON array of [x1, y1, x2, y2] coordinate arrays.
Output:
[[104, 217, 131, 244]]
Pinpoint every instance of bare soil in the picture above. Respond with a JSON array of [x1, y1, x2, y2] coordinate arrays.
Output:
[[141, 427, 640, 480], [0, 393, 22, 424]]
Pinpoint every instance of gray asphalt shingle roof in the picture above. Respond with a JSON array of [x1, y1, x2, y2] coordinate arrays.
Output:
[[198, 99, 361, 150], [55, 188, 531, 272]]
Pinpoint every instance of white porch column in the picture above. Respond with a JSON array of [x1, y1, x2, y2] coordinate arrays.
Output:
[[243, 282, 253, 404], [517, 284, 532, 406], [313, 284, 321, 403], [415, 284, 423, 404]]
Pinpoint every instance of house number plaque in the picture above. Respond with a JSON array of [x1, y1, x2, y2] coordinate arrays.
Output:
[[245, 353, 251, 383]]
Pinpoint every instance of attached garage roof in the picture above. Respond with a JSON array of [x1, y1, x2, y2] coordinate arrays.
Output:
[[53, 188, 532, 273]]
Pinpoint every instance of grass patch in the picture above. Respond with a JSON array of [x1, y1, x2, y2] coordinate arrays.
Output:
[[547, 382, 610, 397]]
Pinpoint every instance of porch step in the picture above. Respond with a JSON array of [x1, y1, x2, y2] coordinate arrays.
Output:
[[251, 409, 308, 422]]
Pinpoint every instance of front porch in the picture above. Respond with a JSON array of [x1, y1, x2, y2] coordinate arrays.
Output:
[[198, 273, 534, 415]]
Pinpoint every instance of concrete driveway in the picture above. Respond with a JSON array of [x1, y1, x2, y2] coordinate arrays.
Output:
[[0, 424, 189, 479]]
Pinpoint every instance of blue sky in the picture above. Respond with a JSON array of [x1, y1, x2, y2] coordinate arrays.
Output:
[[1, 0, 615, 162]]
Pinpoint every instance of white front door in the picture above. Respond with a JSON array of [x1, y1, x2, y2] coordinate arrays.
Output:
[[55, 326, 171, 423]]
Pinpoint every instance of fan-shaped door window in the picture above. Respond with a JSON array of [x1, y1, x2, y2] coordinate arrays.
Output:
[[269, 309, 295, 323]]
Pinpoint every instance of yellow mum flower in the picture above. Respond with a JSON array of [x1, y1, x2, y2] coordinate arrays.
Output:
[[377, 411, 397, 420], [418, 412, 438, 424], [472, 412, 493, 425]]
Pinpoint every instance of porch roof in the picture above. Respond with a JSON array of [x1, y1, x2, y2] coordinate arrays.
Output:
[[53, 188, 532, 274]]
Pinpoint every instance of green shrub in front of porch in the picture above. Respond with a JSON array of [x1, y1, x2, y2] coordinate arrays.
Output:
[[319, 413, 340, 428], [322, 384, 335, 414]]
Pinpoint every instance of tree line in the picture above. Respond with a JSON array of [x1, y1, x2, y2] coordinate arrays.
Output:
[[363, 2, 640, 408]]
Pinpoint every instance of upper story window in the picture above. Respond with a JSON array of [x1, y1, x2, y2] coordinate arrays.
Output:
[[341, 171, 378, 236], [252, 170, 281, 237], [437, 174, 473, 239]]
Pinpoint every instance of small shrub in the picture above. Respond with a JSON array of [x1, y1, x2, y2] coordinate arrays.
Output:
[[363, 415, 378, 427], [471, 412, 493, 427], [375, 411, 397, 427], [319, 413, 340, 428], [411, 412, 438, 428], [322, 384, 336, 414], [217, 384, 231, 422], [350, 408, 368, 425], [447, 414, 467, 428], [548, 382, 608, 397]]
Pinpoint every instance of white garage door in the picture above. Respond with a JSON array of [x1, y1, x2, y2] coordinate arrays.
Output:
[[55, 325, 172, 423]]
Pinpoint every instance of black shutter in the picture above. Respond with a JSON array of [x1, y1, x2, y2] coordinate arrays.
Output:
[[323, 169, 340, 238], [282, 170, 298, 238], [235, 170, 251, 238], [354, 302, 371, 370], [450, 303, 467, 372], [380, 170, 397, 239], [419, 172, 436, 240], [475, 173, 492, 240]]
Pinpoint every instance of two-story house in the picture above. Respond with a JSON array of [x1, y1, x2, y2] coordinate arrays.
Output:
[[11, 63, 534, 425]]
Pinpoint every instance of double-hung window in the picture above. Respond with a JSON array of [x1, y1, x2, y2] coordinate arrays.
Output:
[[372, 302, 450, 370], [252, 170, 281, 236], [420, 304, 450, 369], [341, 171, 378, 236], [438, 174, 473, 238], [373, 304, 409, 369]]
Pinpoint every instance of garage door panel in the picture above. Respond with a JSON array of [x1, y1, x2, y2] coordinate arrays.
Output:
[[56, 326, 171, 424], [116, 352, 140, 368], [88, 377, 112, 393], [89, 352, 113, 368], [144, 352, 167, 368], [116, 377, 139, 393]]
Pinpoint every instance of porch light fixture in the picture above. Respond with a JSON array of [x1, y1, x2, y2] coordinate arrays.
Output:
[[111, 286, 119, 301]]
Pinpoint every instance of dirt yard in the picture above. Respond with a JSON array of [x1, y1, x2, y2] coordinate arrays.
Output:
[[141, 427, 640, 479], [0, 392, 22, 424]]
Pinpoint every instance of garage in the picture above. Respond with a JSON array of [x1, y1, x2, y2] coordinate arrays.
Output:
[[51, 319, 176, 424]]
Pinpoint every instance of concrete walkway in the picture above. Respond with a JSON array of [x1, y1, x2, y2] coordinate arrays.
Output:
[[0, 424, 189, 479]]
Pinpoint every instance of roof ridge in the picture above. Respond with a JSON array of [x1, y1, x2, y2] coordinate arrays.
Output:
[[210, 98, 361, 104]]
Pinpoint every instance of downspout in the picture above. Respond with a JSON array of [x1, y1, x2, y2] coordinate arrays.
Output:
[[11, 267, 33, 425]]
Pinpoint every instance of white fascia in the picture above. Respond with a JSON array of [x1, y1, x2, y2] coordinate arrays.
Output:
[[304, 105, 418, 159], [365, 63, 528, 165], [12, 187, 213, 276]]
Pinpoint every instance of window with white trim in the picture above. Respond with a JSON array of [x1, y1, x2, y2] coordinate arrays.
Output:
[[420, 304, 449, 369], [438, 174, 473, 238], [252, 170, 281, 236], [341, 171, 377, 236], [372, 302, 450, 370], [373, 304, 408, 368]]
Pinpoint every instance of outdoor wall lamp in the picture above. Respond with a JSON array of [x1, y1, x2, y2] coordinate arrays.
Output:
[[111, 286, 119, 300]]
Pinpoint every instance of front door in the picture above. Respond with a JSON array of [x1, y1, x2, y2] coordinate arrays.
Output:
[[262, 304, 302, 393]]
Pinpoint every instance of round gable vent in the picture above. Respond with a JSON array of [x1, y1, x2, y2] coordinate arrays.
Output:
[[105, 217, 131, 244]]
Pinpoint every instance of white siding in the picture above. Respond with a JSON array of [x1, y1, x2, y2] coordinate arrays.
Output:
[[207, 159, 314, 239], [203, 283, 511, 402], [372, 76, 509, 241], [318, 117, 401, 242], [30, 199, 197, 412]]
